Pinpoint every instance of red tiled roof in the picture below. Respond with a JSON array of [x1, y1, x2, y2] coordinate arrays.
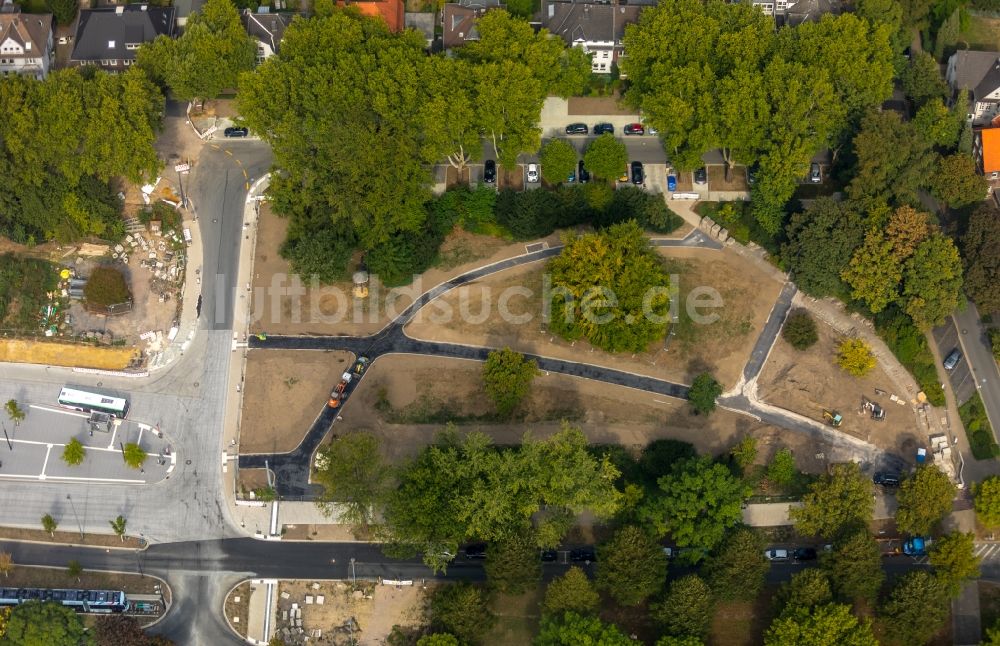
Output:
[[983, 128, 1000, 174], [342, 0, 404, 32]]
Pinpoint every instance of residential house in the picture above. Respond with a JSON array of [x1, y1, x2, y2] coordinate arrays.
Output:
[[750, 0, 841, 25], [340, 0, 405, 33], [442, 0, 503, 50], [173, 0, 205, 29], [974, 126, 1000, 184], [946, 50, 1000, 126], [0, 0, 53, 80], [71, 4, 175, 71], [405, 12, 435, 49], [242, 8, 289, 62], [539, 0, 641, 74]]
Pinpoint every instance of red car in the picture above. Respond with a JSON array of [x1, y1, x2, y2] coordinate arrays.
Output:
[[624, 123, 645, 135]]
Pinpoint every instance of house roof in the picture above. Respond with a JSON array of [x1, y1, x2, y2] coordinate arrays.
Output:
[[242, 8, 289, 53], [950, 50, 1000, 93], [173, 0, 205, 19], [539, 0, 641, 47], [981, 128, 1000, 174], [71, 5, 175, 62], [343, 0, 405, 33], [0, 5, 52, 59], [442, 0, 502, 49], [975, 59, 1000, 102], [404, 12, 434, 41]]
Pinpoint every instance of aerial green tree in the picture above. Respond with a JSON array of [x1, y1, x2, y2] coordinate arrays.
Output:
[[885, 205, 931, 260], [730, 436, 758, 474], [313, 432, 390, 530], [835, 338, 877, 377], [46, 0, 78, 25], [842, 231, 903, 314], [542, 567, 599, 616], [928, 154, 989, 208], [655, 637, 704, 646], [535, 611, 633, 646], [548, 221, 671, 353], [596, 526, 668, 606], [901, 234, 964, 330], [847, 110, 936, 212], [895, 465, 956, 535], [539, 139, 578, 185], [880, 571, 950, 645], [791, 462, 873, 538], [764, 603, 877, 646], [429, 583, 494, 645], [66, 560, 82, 583], [416, 635, 460, 646], [929, 531, 981, 595], [652, 575, 714, 639], [704, 527, 769, 601], [484, 529, 542, 594], [782, 310, 818, 350], [776, 569, 833, 615], [61, 438, 86, 467], [913, 97, 963, 149], [4, 400, 24, 426], [855, 0, 906, 52], [122, 443, 147, 470], [900, 51, 949, 107], [687, 373, 722, 415], [109, 515, 127, 542], [821, 528, 884, 602], [481, 348, 539, 418], [84, 267, 131, 309], [2, 601, 89, 646], [420, 56, 482, 175], [40, 514, 57, 538], [962, 203, 1000, 314], [782, 199, 866, 298], [639, 456, 750, 555], [766, 448, 797, 488], [975, 476, 1000, 528], [583, 134, 629, 182]]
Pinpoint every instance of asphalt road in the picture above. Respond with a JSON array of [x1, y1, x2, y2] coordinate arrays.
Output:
[[952, 301, 1000, 443], [933, 319, 977, 405]]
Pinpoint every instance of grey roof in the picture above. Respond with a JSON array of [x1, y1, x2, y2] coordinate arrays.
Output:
[[0, 6, 52, 59], [242, 9, 289, 53], [173, 0, 205, 19], [404, 12, 434, 40], [71, 5, 175, 62], [539, 0, 641, 46], [442, 1, 502, 49], [975, 59, 1000, 101], [950, 50, 1000, 93]]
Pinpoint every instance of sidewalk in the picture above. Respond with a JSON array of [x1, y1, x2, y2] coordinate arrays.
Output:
[[147, 209, 202, 371]]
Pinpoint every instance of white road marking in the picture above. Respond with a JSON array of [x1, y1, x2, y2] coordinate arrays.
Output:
[[0, 474, 145, 484], [107, 424, 118, 450], [39, 444, 52, 480], [28, 404, 88, 419]]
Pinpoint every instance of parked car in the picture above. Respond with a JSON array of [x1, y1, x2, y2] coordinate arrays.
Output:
[[624, 123, 645, 135], [764, 548, 790, 561], [224, 127, 249, 138], [540, 549, 558, 562], [694, 167, 707, 185], [667, 171, 677, 192], [809, 162, 822, 183], [594, 123, 615, 135], [662, 547, 676, 559], [631, 161, 644, 185], [569, 548, 597, 562], [464, 543, 487, 559], [792, 547, 817, 561], [873, 472, 900, 487], [578, 160, 590, 184], [483, 159, 496, 184], [943, 348, 962, 370], [746, 165, 758, 185], [565, 122, 589, 135], [567, 167, 576, 183], [527, 163, 539, 183], [903, 537, 931, 556]]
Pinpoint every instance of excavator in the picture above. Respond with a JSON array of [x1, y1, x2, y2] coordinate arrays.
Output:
[[823, 409, 843, 427]]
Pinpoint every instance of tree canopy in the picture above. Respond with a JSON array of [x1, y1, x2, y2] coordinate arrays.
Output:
[[705, 526, 769, 601], [542, 567, 600, 616], [583, 134, 629, 182], [535, 612, 633, 646], [429, 583, 494, 645], [540, 139, 578, 185], [929, 531, 981, 595], [782, 310, 818, 350], [895, 465, 956, 535], [776, 569, 833, 616], [313, 432, 390, 530], [484, 529, 542, 594], [782, 199, 866, 299], [880, 571, 950, 645], [764, 603, 877, 646], [687, 373, 722, 415], [1, 601, 89, 646], [820, 528, 883, 602], [596, 525, 668, 606], [653, 574, 714, 639], [961, 203, 1000, 314], [481, 348, 539, 417], [975, 476, 1000, 527], [791, 462, 873, 538]]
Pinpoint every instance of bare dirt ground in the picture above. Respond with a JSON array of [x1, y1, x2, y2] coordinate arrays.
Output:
[[273, 580, 430, 645], [758, 317, 922, 456], [226, 581, 251, 638], [248, 202, 560, 337], [336, 355, 794, 464], [240, 350, 355, 454], [708, 165, 749, 191], [0, 526, 143, 549], [405, 246, 783, 388], [445, 166, 470, 188]]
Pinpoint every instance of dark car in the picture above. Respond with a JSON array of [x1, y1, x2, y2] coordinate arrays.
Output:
[[578, 160, 590, 184], [943, 348, 962, 370], [809, 162, 822, 183], [631, 161, 644, 185], [569, 548, 597, 563], [464, 543, 487, 559], [793, 547, 818, 561], [874, 472, 901, 487], [224, 126, 249, 138], [624, 123, 645, 135], [594, 123, 615, 135], [565, 123, 589, 135], [746, 165, 758, 185], [483, 159, 496, 184], [540, 549, 558, 562], [694, 167, 707, 185]]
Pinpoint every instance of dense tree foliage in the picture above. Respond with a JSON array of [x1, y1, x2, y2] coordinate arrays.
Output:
[[539, 139, 578, 185], [548, 221, 671, 353], [639, 456, 750, 555], [313, 432, 390, 530], [583, 134, 629, 182], [687, 373, 722, 415], [962, 203, 1000, 314], [46, 0, 78, 25], [821, 528, 884, 602], [653, 575, 714, 639], [484, 529, 542, 594], [429, 583, 494, 645], [901, 51, 950, 108], [535, 612, 632, 646], [84, 266, 131, 309], [764, 603, 877, 646], [782, 310, 818, 350], [847, 110, 936, 213], [416, 635, 460, 646], [895, 465, 956, 535], [929, 531, 981, 595], [782, 199, 866, 298], [791, 462, 873, 538], [975, 476, 1000, 527], [481, 348, 538, 417], [139, 0, 256, 100], [0, 69, 162, 244], [1, 601, 88, 646], [835, 338, 876, 377], [880, 571, 950, 645], [776, 569, 833, 615], [596, 525, 668, 606], [542, 567, 599, 616], [705, 527, 769, 601]]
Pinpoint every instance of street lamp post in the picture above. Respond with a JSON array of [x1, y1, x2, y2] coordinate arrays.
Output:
[[66, 494, 84, 540], [2, 424, 11, 451]]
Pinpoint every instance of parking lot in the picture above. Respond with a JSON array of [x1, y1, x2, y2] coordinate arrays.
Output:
[[933, 319, 977, 405]]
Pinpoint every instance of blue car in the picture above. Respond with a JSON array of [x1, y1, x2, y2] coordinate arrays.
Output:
[[667, 172, 677, 192]]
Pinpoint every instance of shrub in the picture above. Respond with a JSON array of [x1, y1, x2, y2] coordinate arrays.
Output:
[[960, 394, 1000, 460], [688, 373, 723, 415], [873, 307, 945, 405], [782, 310, 818, 350], [836, 338, 876, 377], [83, 266, 131, 309]]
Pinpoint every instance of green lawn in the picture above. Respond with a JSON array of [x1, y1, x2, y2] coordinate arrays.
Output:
[[960, 13, 1000, 51], [484, 588, 543, 645], [959, 392, 1000, 459], [0, 253, 60, 334]]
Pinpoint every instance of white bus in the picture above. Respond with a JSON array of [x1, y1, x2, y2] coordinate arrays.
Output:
[[57, 388, 130, 419]]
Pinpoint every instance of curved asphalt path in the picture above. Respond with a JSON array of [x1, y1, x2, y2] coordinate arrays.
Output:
[[239, 232, 715, 496]]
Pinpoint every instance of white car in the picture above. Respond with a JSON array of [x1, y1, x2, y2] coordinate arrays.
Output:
[[764, 548, 789, 561], [527, 163, 539, 183]]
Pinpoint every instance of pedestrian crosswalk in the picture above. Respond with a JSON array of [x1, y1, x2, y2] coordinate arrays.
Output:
[[975, 542, 1000, 561]]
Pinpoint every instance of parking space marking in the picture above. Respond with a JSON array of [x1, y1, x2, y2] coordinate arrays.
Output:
[[0, 473, 146, 485], [39, 444, 52, 480], [28, 404, 88, 419]]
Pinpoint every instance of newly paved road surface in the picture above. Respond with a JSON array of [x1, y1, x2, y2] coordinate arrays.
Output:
[[952, 301, 1000, 443]]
